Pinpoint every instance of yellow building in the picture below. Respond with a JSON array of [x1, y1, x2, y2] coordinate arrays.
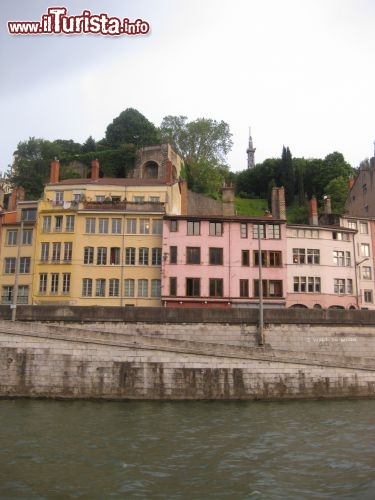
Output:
[[32, 144, 184, 306], [0, 197, 37, 307]]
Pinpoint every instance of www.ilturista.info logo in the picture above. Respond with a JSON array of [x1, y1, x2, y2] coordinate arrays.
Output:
[[8, 7, 150, 36]]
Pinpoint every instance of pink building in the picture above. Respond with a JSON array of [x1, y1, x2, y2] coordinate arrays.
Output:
[[161, 215, 287, 308]]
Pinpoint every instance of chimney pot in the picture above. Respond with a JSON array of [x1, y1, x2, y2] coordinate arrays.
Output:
[[50, 159, 60, 183], [91, 159, 100, 181]]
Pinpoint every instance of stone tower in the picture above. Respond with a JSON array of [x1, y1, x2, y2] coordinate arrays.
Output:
[[246, 127, 256, 169], [131, 144, 183, 183]]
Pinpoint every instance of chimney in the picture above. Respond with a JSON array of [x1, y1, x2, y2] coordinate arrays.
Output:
[[324, 195, 332, 215], [0, 188, 4, 208], [8, 186, 25, 211], [348, 177, 355, 190], [271, 186, 286, 219], [309, 197, 318, 226], [50, 159, 60, 183], [179, 180, 188, 215], [91, 159, 100, 181], [222, 184, 235, 216]]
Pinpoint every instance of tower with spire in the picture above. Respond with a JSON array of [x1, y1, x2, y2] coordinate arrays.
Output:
[[246, 127, 256, 169]]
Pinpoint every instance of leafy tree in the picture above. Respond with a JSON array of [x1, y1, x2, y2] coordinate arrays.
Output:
[[81, 136, 97, 153], [105, 108, 160, 148], [185, 160, 229, 198], [324, 176, 349, 213], [8, 137, 63, 199], [160, 115, 233, 165]]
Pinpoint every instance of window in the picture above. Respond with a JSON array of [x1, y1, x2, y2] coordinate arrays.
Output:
[[51, 273, 59, 293], [253, 224, 265, 239], [307, 249, 320, 264], [333, 278, 353, 294], [360, 221, 368, 234], [170, 219, 178, 232], [150, 196, 160, 203], [134, 196, 145, 204], [169, 277, 177, 296], [6, 230, 17, 245], [333, 231, 349, 241], [170, 246, 177, 264], [54, 216, 63, 232], [293, 276, 320, 293], [347, 221, 357, 230], [21, 209, 36, 221], [138, 279, 148, 297], [66, 215, 75, 232], [346, 251, 351, 267], [4, 258, 16, 274], [125, 247, 135, 265], [85, 218, 96, 234], [82, 278, 93, 297], [254, 251, 282, 267], [43, 216, 51, 232], [187, 221, 200, 235], [112, 218, 122, 234], [95, 195, 105, 202], [126, 218, 136, 234], [55, 191, 64, 205], [98, 218, 109, 234], [95, 279, 106, 297], [186, 247, 200, 264], [140, 219, 150, 234], [240, 223, 248, 238], [333, 251, 345, 266], [17, 286, 29, 304], [84, 246, 94, 264], [267, 224, 280, 239], [361, 244, 370, 257], [19, 257, 30, 274], [139, 247, 149, 265], [241, 250, 250, 266], [362, 266, 372, 280], [109, 279, 120, 297], [62, 273, 71, 294], [2, 286, 13, 304], [364, 290, 373, 303], [239, 279, 249, 297], [209, 222, 223, 236], [73, 193, 82, 203], [97, 247, 107, 265], [52, 242, 61, 262], [151, 279, 161, 297], [22, 229, 32, 245], [152, 248, 162, 266], [110, 247, 120, 265], [39, 273, 47, 293], [152, 219, 162, 234], [41, 242, 49, 262], [186, 278, 200, 297], [64, 242, 72, 262], [253, 280, 283, 298], [209, 278, 223, 297], [293, 248, 305, 264], [124, 279, 135, 297], [209, 247, 223, 265]]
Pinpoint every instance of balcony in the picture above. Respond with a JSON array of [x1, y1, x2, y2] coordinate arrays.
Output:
[[82, 201, 166, 213]]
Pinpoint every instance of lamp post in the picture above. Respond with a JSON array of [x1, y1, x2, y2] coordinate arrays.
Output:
[[258, 224, 265, 346]]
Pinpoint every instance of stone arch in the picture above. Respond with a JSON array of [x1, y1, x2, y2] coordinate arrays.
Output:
[[142, 161, 159, 179]]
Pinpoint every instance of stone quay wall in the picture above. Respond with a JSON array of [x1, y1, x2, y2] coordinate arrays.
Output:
[[0, 307, 375, 400]]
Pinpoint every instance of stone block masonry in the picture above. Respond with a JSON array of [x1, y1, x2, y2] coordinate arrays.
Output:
[[1, 317, 375, 400]]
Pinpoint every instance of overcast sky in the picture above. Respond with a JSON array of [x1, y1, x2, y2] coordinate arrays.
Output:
[[1, 0, 374, 176]]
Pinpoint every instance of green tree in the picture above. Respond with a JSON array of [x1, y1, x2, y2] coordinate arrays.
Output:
[[105, 108, 160, 148], [324, 176, 349, 213], [280, 146, 295, 205], [81, 136, 97, 153], [8, 137, 63, 199], [160, 116, 233, 165]]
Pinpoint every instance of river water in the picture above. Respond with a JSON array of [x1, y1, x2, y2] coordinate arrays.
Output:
[[0, 399, 375, 499]]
